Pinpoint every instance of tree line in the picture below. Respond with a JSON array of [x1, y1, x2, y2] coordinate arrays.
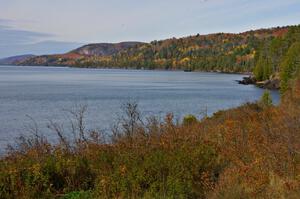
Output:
[[253, 25, 300, 92], [21, 26, 292, 74]]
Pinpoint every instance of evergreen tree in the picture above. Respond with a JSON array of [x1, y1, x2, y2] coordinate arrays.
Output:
[[263, 58, 272, 80], [259, 90, 273, 107], [254, 55, 270, 81], [280, 42, 300, 93]]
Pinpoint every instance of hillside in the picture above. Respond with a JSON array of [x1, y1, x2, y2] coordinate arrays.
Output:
[[19, 26, 290, 72], [18, 42, 144, 66], [71, 42, 144, 56]]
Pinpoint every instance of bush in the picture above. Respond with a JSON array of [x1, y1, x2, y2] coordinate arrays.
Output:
[[259, 90, 273, 107], [183, 114, 198, 126], [62, 191, 93, 199]]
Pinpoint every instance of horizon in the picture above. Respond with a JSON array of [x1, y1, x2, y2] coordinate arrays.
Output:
[[1, 0, 300, 58]]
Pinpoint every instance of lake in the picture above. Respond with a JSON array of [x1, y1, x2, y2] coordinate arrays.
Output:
[[0, 66, 279, 152]]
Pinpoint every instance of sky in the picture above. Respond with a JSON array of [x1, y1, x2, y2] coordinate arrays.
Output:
[[0, 0, 300, 58]]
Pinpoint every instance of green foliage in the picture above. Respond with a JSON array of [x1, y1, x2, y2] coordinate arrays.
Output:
[[183, 114, 198, 126], [254, 55, 272, 81], [259, 90, 273, 107], [280, 42, 300, 93], [253, 25, 300, 81], [62, 191, 93, 199]]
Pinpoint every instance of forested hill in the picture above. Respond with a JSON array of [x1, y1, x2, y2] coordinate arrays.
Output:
[[18, 26, 296, 73]]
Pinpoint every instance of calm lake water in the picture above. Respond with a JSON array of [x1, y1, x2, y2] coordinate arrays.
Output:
[[0, 66, 279, 152]]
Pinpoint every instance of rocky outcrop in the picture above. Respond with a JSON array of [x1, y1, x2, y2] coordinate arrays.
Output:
[[238, 74, 280, 90], [256, 78, 280, 90], [237, 76, 256, 85]]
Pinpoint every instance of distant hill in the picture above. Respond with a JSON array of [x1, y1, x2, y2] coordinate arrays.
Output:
[[71, 42, 144, 56], [0, 54, 35, 65], [0, 41, 82, 59], [19, 25, 295, 73], [20, 42, 145, 67]]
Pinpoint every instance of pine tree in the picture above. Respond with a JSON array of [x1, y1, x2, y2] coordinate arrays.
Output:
[[280, 42, 300, 93], [254, 56, 263, 81], [254, 55, 269, 81], [263, 58, 272, 80], [259, 90, 273, 107]]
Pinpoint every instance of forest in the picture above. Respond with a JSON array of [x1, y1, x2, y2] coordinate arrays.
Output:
[[253, 25, 300, 90], [20, 26, 299, 77]]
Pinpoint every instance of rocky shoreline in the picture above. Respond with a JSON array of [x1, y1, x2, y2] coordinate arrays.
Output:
[[237, 75, 280, 90]]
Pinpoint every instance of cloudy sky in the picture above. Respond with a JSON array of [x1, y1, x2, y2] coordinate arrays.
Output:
[[0, 0, 300, 58]]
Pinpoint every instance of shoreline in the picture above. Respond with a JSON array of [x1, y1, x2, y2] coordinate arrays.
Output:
[[237, 75, 280, 90], [12, 64, 253, 75], [5, 64, 278, 89]]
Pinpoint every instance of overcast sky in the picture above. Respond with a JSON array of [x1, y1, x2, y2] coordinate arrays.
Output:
[[0, 0, 300, 57]]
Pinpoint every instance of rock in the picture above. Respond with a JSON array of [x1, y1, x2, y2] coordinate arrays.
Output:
[[237, 76, 256, 85], [260, 79, 280, 90], [237, 75, 280, 90], [255, 81, 266, 88]]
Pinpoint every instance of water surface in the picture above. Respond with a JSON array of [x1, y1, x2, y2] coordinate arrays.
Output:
[[0, 66, 279, 152]]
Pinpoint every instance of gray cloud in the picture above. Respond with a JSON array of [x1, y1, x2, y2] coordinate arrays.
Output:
[[0, 18, 14, 24], [0, 19, 53, 46], [0, 19, 81, 58]]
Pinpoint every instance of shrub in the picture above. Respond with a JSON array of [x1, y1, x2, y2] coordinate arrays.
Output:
[[259, 90, 273, 107], [183, 114, 198, 126], [61, 191, 93, 199]]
